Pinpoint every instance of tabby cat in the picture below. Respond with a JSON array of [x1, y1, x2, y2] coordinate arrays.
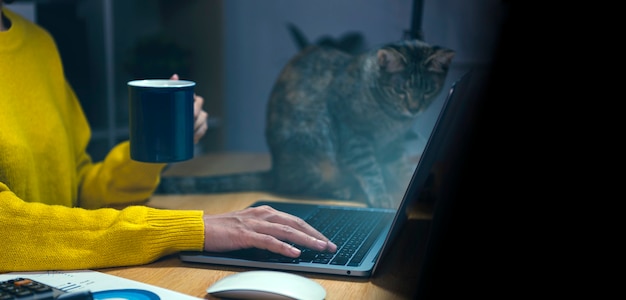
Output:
[[157, 39, 454, 208]]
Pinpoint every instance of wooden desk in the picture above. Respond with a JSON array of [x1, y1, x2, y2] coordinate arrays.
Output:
[[98, 154, 434, 299]]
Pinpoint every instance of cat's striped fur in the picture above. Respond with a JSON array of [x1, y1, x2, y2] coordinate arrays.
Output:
[[157, 39, 454, 208]]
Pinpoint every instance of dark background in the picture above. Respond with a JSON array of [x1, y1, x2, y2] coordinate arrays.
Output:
[[416, 3, 555, 298]]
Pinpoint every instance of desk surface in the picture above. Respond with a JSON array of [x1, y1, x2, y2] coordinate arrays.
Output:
[[98, 154, 433, 299]]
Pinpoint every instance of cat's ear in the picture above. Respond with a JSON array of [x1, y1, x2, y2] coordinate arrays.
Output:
[[287, 22, 310, 50], [377, 49, 406, 73], [425, 48, 455, 73]]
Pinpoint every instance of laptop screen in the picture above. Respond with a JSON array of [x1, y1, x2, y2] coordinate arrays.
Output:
[[368, 70, 479, 275]]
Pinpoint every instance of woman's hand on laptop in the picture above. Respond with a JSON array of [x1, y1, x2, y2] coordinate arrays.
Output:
[[202, 205, 338, 257]]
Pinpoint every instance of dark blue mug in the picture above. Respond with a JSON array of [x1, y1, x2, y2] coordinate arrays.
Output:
[[128, 79, 195, 163]]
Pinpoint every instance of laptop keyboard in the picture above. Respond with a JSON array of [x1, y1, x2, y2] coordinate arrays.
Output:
[[214, 207, 393, 267], [301, 207, 392, 266]]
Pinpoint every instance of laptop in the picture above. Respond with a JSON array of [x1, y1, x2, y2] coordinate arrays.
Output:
[[179, 70, 484, 277]]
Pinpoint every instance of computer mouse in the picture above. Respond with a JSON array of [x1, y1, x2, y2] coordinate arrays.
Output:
[[206, 270, 326, 300]]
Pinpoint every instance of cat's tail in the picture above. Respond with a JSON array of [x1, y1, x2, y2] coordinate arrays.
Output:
[[155, 171, 273, 195]]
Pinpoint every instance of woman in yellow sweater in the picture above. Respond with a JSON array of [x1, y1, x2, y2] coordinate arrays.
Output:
[[0, 2, 336, 272]]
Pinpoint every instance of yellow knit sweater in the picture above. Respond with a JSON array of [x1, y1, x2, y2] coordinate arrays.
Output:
[[0, 8, 204, 272]]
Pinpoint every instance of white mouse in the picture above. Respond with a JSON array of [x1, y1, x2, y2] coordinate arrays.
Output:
[[206, 270, 326, 300]]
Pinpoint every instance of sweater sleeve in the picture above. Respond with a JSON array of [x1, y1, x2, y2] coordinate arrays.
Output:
[[0, 183, 205, 272], [77, 141, 168, 209]]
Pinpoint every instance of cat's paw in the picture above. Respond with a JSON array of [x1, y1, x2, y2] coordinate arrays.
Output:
[[369, 194, 396, 209], [330, 187, 353, 200]]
